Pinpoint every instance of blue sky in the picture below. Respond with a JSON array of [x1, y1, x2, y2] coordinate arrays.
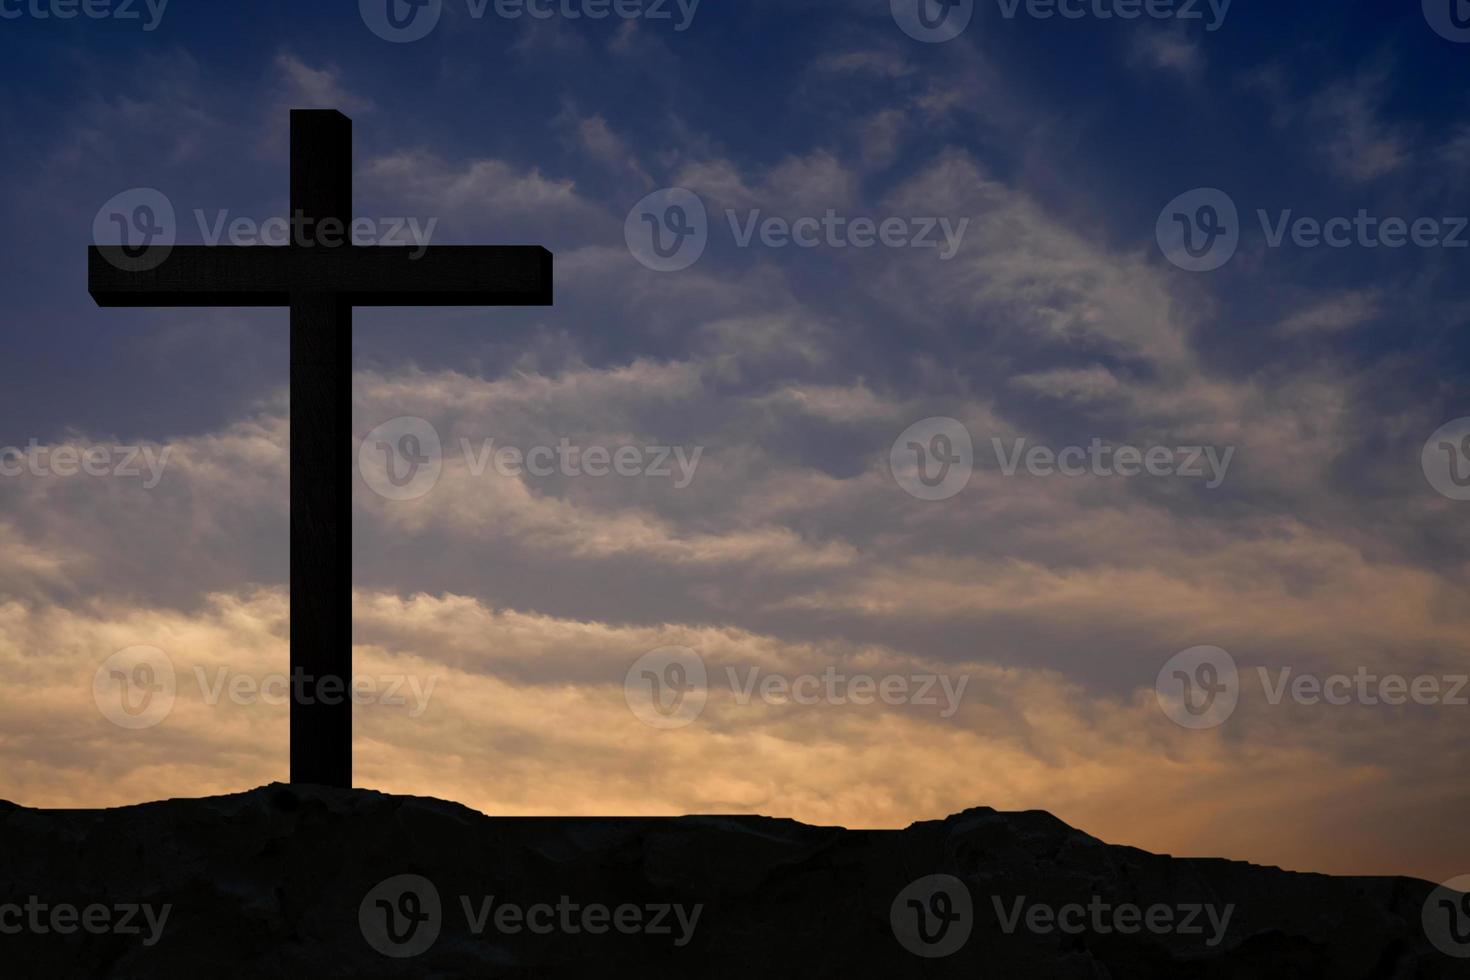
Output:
[[2, 2, 1467, 439], [0, 1, 1467, 882]]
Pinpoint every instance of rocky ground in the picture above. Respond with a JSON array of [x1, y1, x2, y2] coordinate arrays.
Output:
[[1, 783, 1464, 977]]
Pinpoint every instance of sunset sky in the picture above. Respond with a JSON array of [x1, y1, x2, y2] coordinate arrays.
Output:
[[0, 1, 1466, 884]]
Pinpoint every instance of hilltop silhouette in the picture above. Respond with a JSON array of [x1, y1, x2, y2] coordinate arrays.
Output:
[[2, 785, 1461, 978]]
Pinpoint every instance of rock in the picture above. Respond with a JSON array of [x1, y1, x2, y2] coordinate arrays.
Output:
[[0, 784, 1463, 978]]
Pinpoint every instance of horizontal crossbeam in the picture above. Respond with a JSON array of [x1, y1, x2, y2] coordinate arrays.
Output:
[[88, 245, 553, 308]]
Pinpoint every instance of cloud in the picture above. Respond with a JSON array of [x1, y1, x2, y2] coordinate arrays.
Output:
[[1128, 31, 1204, 78], [813, 50, 915, 79], [871, 150, 1194, 370], [677, 151, 860, 215], [1246, 63, 1408, 185], [558, 109, 655, 188], [4, 586, 1462, 881], [0, 408, 288, 608], [1276, 290, 1383, 336], [857, 109, 907, 170], [273, 53, 374, 114], [359, 152, 601, 224]]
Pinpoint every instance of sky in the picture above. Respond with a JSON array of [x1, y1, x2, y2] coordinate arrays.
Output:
[[0, 0, 1467, 883]]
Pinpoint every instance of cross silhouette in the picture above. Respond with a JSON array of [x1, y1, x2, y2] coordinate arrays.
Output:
[[88, 110, 553, 788]]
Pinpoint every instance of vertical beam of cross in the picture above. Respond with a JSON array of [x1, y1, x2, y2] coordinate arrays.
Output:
[[289, 111, 353, 788], [88, 110, 553, 789]]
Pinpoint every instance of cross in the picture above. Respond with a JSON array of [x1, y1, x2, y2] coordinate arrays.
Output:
[[88, 110, 553, 788]]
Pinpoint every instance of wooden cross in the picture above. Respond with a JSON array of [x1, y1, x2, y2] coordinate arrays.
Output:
[[88, 110, 553, 788]]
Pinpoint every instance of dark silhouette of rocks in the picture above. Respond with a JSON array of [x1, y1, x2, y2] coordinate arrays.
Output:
[[1, 784, 1462, 978]]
